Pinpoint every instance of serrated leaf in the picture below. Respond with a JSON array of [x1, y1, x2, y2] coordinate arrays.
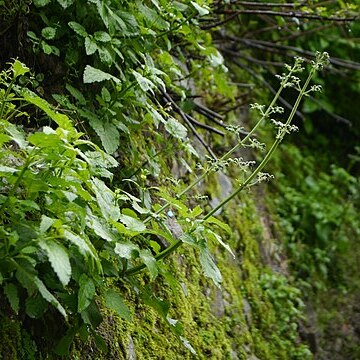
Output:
[[65, 84, 86, 105], [39, 240, 71, 286], [63, 230, 101, 272], [140, 249, 158, 280], [41, 26, 56, 40], [28, 132, 62, 148], [207, 229, 235, 259], [94, 31, 111, 42], [4, 122, 28, 149], [191, 1, 209, 16], [87, 114, 120, 154], [12, 59, 29, 77], [199, 243, 222, 288], [85, 37, 98, 55], [33, 276, 67, 318], [33, 0, 51, 6], [21, 89, 74, 132], [68, 21, 87, 37], [80, 300, 103, 329], [204, 216, 231, 234], [137, 2, 169, 30], [25, 294, 48, 318], [57, 0, 74, 9], [40, 215, 55, 233], [4, 283, 19, 314], [165, 117, 187, 140], [91, 178, 120, 221], [78, 274, 96, 312], [114, 241, 139, 259], [86, 212, 117, 242], [132, 70, 155, 93], [118, 213, 146, 232], [83, 65, 120, 84], [104, 289, 131, 321]]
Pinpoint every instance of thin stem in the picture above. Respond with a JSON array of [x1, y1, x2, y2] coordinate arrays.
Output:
[[127, 61, 315, 277], [143, 78, 287, 225], [0, 77, 16, 119]]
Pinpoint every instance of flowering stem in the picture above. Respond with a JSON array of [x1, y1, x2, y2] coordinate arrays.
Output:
[[127, 54, 327, 277]]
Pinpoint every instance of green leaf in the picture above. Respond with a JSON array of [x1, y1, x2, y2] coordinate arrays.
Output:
[[41, 27, 56, 40], [132, 70, 155, 93], [33, 277, 67, 318], [63, 230, 101, 272], [104, 289, 131, 321], [206, 229, 235, 259], [140, 249, 158, 280], [4, 122, 28, 149], [199, 243, 222, 288], [190, 1, 210, 16], [4, 283, 19, 314], [80, 300, 103, 328], [0, 166, 18, 174], [68, 21, 88, 37], [83, 65, 120, 84], [86, 212, 117, 242], [39, 215, 55, 233], [86, 113, 120, 154], [57, 0, 74, 9], [94, 31, 111, 42], [25, 293, 48, 318], [165, 117, 187, 140], [65, 84, 86, 105], [28, 132, 62, 148], [204, 216, 231, 234], [91, 178, 120, 221], [54, 328, 76, 356], [21, 89, 74, 132], [39, 240, 71, 286], [12, 59, 29, 77], [33, 0, 51, 6], [114, 241, 139, 259], [41, 41, 52, 54], [78, 274, 96, 312], [118, 213, 146, 232], [85, 37, 98, 55]]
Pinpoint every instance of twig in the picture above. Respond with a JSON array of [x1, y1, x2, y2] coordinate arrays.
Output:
[[162, 92, 217, 159], [194, 102, 224, 120], [240, 38, 360, 70], [185, 113, 225, 136], [224, 1, 301, 7], [215, 9, 358, 22]]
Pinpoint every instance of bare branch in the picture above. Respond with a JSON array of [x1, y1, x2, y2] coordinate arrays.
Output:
[[215, 9, 358, 22]]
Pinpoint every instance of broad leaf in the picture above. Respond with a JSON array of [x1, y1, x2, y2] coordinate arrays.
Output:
[[57, 0, 75, 9], [90, 178, 120, 221], [39, 240, 71, 286], [165, 117, 187, 140], [68, 21, 88, 37], [199, 243, 222, 288], [114, 241, 139, 259], [78, 274, 96, 312], [33, 277, 67, 318], [4, 283, 19, 314], [104, 289, 131, 321], [118, 213, 146, 232], [83, 65, 120, 84], [140, 249, 158, 280]]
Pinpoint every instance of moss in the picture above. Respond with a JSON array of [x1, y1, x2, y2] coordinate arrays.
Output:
[[0, 317, 21, 360]]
